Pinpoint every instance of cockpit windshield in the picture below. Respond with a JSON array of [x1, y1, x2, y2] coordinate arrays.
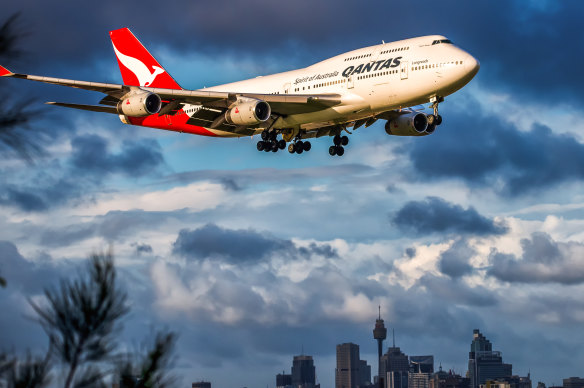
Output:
[[432, 39, 452, 45]]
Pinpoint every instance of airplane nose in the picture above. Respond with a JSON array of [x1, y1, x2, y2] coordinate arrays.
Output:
[[464, 55, 480, 76]]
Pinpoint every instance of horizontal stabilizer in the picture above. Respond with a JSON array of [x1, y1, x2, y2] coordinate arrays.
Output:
[[46, 102, 118, 114], [0, 65, 14, 77]]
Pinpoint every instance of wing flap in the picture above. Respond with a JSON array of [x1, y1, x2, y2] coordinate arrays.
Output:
[[46, 102, 118, 114]]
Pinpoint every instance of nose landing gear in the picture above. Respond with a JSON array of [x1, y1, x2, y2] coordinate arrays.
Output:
[[430, 96, 444, 125]]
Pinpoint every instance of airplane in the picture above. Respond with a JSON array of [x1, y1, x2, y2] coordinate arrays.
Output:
[[0, 28, 479, 156]]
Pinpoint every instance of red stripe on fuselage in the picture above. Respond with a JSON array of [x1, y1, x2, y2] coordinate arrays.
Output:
[[127, 111, 220, 137]]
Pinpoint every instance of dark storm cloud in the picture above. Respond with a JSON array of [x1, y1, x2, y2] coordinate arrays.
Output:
[[172, 223, 337, 264], [488, 232, 584, 285], [438, 239, 475, 278], [134, 243, 153, 255], [70, 134, 164, 177], [391, 197, 507, 236], [401, 108, 584, 196], [4, 1, 583, 106], [0, 134, 165, 213], [0, 177, 83, 212]]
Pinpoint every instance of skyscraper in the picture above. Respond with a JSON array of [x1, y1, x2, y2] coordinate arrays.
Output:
[[374, 307, 388, 388], [292, 355, 316, 388], [467, 330, 512, 388], [277, 372, 292, 388], [410, 356, 434, 374], [336, 343, 372, 388], [409, 356, 434, 388], [380, 345, 409, 388]]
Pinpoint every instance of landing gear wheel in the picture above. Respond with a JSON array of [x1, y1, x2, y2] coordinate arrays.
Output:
[[435, 115, 442, 125], [336, 146, 345, 156], [333, 135, 341, 146], [329, 146, 337, 156], [296, 146, 303, 154], [296, 140, 304, 150], [278, 139, 286, 150], [257, 141, 265, 151], [427, 114, 436, 125], [261, 131, 269, 141], [303, 141, 311, 152], [341, 136, 349, 146], [288, 143, 296, 154]]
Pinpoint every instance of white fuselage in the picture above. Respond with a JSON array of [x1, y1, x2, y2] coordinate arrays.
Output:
[[197, 35, 479, 134]]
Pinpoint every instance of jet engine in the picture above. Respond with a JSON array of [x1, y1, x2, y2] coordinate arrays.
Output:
[[225, 98, 271, 126], [118, 91, 162, 117], [384, 112, 429, 136]]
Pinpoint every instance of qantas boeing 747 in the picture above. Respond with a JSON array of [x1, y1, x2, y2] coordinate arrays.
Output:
[[0, 28, 479, 156]]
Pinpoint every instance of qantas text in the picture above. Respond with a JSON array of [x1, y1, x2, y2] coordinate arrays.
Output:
[[342, 57, 402, 77]]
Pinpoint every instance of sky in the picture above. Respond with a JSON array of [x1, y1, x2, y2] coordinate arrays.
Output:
[[1, 1, 584, 387]]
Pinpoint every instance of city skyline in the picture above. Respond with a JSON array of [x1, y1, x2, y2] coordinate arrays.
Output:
[[1, 1, 584, 387]]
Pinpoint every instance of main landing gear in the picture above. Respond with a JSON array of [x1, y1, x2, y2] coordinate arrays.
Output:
[[287, 136, 311, 154], [256, 130, 285, 153], [329, 134, 348, 156]]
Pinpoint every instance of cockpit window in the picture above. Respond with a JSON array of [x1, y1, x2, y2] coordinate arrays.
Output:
[[432, 39, 453, 45]]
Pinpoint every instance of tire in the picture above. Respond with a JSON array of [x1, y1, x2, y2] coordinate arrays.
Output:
[[333, 135, 341, 146], [303, 141, 311, 151], [296, 147, 303, 154], [329, 145, 337, 156], [278, 139, 286, 149], [341, 136, 349, 146], [436, 115, 443, 125], [336, 146, 345, 156], [288, 143, 295, 153], [261, 131, 269, 140], [297, 140, 304, 150], [257, 141, 265, 151]]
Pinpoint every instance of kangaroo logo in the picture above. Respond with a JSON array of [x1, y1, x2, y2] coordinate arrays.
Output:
[[112, 43, 165, 87]]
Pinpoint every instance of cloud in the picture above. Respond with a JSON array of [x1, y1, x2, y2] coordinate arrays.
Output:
[[39, 209, 187, 247], [400, 106, 584, 196], [391, 197, 508, 236], [438, 239, 475, 278], [0, 240, 69, 293], [0, 177, 83, 212], [70, 134, 164, 177], [134, 243, 153, 255], [172, 223, 337, 264], [488, 232, 584, 285]]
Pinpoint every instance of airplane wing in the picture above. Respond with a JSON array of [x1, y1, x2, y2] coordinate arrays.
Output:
[[0, 65, 342, 116]]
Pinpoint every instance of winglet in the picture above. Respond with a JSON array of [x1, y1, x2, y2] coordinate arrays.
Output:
[[0, 65, 14, 77]]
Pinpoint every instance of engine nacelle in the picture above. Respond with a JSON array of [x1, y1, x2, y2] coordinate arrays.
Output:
[[117, 92, 162, 117], [384, 112, 429, 136], [225, 98, 271, 126]]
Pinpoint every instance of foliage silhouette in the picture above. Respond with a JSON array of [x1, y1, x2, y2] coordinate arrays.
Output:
[[0, 13, 45, 162], [0, 252, 177, 388]]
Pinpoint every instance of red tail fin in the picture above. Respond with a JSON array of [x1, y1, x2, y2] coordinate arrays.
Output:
[[109, 28, 182, 90]]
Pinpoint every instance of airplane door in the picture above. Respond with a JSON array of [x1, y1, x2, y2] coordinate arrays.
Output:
[[347, 75, 354, 89], [400, 61, 409, 80]]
